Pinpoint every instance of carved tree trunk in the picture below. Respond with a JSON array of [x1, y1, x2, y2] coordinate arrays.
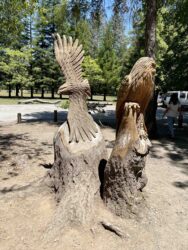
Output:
[[49, 34, 108, 227], [49, 123, 107, 226], [103, 108, 150, 218], [103, 57, 155, 218]]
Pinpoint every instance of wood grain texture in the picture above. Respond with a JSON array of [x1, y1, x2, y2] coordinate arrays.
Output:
[[54, 33, 98, 143], [49, 34, 107, 226], [103, 57, 155, 218]]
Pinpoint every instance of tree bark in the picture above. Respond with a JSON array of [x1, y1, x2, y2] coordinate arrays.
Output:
[[145, 0, 158, 138], [41, 87, 44, 98], [49, 122, 107, 226], [8, 85, 11, 98], [16, 84, 19, 97], [145, 0, 157, 58], [30, 87, 33, 98], [103, 108, 150, 218], [51, 87, 55, 99]]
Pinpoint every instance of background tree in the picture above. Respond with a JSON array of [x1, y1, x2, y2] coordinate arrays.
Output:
[[0, 48, 33, 97], [0, 0, 187, 101], [82, 56, 104, 100], [98, 21, 123, 100], [32, 0, 62, 98], [144, 0, 158, 138]]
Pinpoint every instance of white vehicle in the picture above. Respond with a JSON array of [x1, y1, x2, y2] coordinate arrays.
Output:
[[163, 91, 188, 107]]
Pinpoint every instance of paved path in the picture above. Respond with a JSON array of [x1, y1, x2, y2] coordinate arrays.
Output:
[[0, 104, 67, 123], [0, 104, 116, 124], [0, 105, 187, 127]]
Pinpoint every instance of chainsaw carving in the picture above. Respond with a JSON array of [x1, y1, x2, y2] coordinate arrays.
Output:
[[49, 34, 107, 226], [103, 57, 156, 218]]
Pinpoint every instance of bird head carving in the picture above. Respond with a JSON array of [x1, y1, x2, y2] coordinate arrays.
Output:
[[129, 57, 156, 88], [53, 33, 90, 97], [58, 79, 91, 97]]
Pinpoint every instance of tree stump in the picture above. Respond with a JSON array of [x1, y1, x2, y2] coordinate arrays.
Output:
[[48, 34, 107, 226], [49, 122, 107, 226], [103, 105, 151, 218]]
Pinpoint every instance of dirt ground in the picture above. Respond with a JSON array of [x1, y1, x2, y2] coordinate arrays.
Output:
[[0, 118, 187, 250]]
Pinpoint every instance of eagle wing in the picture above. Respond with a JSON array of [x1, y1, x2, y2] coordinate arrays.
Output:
[[54, 33, 84, 84]]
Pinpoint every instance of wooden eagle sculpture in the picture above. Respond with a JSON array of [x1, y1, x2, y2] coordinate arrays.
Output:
[[116, 57, 156, 135], [103, 57, 156, 218], [49, 34, 107, 226], [54, 33, 98, 143]]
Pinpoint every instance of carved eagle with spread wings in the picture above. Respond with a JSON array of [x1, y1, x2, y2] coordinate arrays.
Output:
[[54, 33, 98, 143], [116, 57, 156, 134]]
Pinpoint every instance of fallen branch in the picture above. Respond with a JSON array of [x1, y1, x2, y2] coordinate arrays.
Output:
[[100, 221, 125, 238], [18, 99, 61, 105]]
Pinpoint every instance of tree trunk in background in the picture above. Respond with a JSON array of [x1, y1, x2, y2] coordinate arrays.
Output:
[[30, 87, 33, 98], [103, 93, 106, 101], [16, 85, 19, 97], [41, 87, 44, 98], [145, 0, 157, 58], [103, 84, 107, 101], [21, 89, 23, 97], [8, 85, 12, 98], [51, 87, 55, 99], [145, 0, 158, 138]]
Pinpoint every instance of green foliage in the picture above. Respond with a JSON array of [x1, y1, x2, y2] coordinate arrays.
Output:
[[60, 100, 69, 109], [82, 55, 104, 93], [156, 1, 188, 91], [98, 20, 124, 95], [0, 47, 33, 88], [32, 0, 63, 92], [0, 0, 37, 48], [125, 0, 188, 91], [0, 0, 187, 97]]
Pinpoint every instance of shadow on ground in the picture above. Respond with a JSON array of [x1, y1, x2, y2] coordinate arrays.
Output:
[[21, 108, 117, 129], [0, 128, 53, 172], [23, 110, 68, 123], [151, 108, 188, 189], [0, 177, 43, 195]]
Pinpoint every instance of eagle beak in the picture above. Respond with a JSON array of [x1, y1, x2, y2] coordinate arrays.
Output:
[[58, 83, 70, 95]]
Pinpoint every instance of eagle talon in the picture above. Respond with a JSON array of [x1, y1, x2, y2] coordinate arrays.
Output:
[[124, 102, 140, 117]]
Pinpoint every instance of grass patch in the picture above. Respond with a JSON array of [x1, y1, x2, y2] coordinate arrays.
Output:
[[0, 98, 21, 105], [0, 95, 116, 105]]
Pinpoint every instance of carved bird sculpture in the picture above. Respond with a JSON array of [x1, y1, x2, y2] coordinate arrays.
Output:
[[116, 57, 156, 135], [54, 33, 98, 143]]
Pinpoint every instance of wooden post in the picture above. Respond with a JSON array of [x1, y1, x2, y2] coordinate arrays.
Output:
[[17, 113, 21, 123], [54, 110, 57, 122]]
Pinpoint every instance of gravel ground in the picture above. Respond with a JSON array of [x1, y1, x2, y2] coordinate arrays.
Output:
[[0, 105, 187, 250]]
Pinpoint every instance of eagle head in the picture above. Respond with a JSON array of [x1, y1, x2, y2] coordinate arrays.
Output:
[[58, 79, 91, 97], [130, 57, 156, 86]]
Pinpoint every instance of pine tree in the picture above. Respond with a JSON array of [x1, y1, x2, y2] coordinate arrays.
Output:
[[98, 20, 123, 100], [32, 0, 63, 98]]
